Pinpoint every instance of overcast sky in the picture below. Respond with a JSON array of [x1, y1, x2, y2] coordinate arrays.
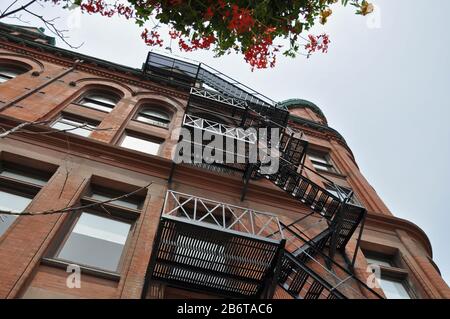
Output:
[[2, 0, 449, 285]]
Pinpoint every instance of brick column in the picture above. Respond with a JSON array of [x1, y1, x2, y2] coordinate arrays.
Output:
[[0, 166, 88, 298], [119, 183, 167, 299]]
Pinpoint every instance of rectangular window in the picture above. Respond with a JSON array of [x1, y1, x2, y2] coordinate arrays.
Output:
[[378, 277, 412, 299], [0, 166, 49, 186], [56, 212, 131, 272], [308, 151, 335, 172], [364, 252, 414, 299], [50, 181, 143, 273], [51, 117, 98, 137], [0, 189, 33, 237], [0, 161, 52, 237], [120, 133, 161, 156], [89, 186, 142, 210]]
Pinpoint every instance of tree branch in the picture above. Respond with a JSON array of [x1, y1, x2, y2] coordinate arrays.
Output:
[[0, 120, 116, 138], [23, 7, 83, 49], [0, 0, 37, 19], [0, 182, 152, 217]]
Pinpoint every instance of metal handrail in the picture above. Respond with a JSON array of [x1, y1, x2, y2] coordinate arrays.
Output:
[[280, 221, 384, 299], [183, 114, 257, 143], [162, 190, 285, 242]]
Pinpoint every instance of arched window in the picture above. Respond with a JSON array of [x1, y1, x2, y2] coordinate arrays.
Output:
[[0, 65, 28, 83], [135, 106, 171, 128], [79, 90, 120, 113]]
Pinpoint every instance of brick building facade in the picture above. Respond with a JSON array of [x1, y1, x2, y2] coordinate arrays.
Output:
[[0, 23, 448, 299]]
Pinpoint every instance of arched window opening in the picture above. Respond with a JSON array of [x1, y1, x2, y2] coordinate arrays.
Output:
[[0, 65, 28, 83], [79, 90, 120, 113], [135, 106, 171, 128]]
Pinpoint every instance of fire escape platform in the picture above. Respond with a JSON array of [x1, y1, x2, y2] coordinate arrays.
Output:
[[144, 191, 286, 299]]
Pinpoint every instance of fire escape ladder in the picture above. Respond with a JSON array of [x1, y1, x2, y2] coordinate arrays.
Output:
[[144, 52, 378, 299], [252, 160, 341, 221], [278, 221, 383, 299], [328, 203, 367, 261], [291, 228, 333, 263], [278, 251, 346, 299]]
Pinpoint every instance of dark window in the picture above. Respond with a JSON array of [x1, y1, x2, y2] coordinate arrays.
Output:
[[0, 65, 27, 83], [79, 91, 119, 113], [135, 107, 171, 128]]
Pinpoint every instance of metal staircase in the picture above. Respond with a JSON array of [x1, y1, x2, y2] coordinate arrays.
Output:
[[142, 52, 382, 299]]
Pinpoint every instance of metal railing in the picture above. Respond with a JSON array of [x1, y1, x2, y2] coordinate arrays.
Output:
[[162, 190, 285, 243], [190, 87, 248, 109], [183, 114, 257, 143], [280, 222, 383, 299]]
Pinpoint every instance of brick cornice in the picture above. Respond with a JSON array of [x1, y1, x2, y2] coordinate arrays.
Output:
[[365, 211, 433, 258], [0, 33, 189, 100]]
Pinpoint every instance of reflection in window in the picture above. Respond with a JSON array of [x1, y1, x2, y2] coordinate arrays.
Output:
[[56, 212, 131, 272], [51, 117, 98, 137], [136, 107, 171, 128], [120, 133, 161, 155], [0, 190, 33, 237], [378, 277, 412, 299], [0, 65, 27, 83], [89, 188, 142, 210], [79, 91, 119, 113], [0, 167, 48, 186]]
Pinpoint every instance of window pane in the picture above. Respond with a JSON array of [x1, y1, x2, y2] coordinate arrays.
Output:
[[379, 277, 411, 299], [309, 154, 329, 164], [135, 115, 169, 128], [312, 163, 331, 171], [86, 94, 117, 106], [140, 109, 170, 121], [120, 134, 160, 155], [0, 67, 23, 82], [51, 118, 95, 137], [90, 192, 140, 210], [79, 99, 114, 113], [0, 69, 19, 78], [0, 190, 33, 237], [57, 212, 131, 272], [0, 168, 48, 186]]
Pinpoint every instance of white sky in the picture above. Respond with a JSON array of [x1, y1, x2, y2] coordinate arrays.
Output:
[[1, 0, 449, 285]]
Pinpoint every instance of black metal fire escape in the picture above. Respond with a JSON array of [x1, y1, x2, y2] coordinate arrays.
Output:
[[141, 52, 383, 299]]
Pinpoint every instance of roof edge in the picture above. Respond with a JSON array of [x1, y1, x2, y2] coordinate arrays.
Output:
[[278, 98, 327, 124]]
